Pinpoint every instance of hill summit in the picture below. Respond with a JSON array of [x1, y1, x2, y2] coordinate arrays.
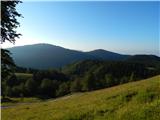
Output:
[[7, 43, 159, 69]]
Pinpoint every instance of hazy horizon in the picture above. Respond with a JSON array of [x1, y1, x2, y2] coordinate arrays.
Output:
[[1, 1, 159, 56], [5, 42, 160, 56]]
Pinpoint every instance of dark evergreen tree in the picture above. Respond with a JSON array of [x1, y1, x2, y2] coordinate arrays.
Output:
[[40, 79, 55, 97], [5, 86, 12, 97], [1, 82, 7, 98], [1, 0, 22, 82], [6, 74, 17, 87], [56, 82, 70, 96], [105, 74, 113, 87], [82, 72, 95, 91], [1, 49, 16, 79], [11, 86, 22, 97], [70, 79, 82, 93], [25, 78, 36, 96], [129, 72, 135, 82]]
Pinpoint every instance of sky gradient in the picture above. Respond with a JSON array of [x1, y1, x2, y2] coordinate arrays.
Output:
[[2, 1, 159, 55]]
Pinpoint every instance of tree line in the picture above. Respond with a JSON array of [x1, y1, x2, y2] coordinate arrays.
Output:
[[2, 60, 160, 99]]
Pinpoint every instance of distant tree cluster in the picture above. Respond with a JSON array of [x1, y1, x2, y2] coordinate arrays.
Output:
[[2, 60, 159, 99]]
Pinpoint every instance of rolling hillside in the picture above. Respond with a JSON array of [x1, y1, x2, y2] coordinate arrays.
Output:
[[126, 55, 160, 66], [7, 43, 95, 69], [7, 43, 129, 69], [2, 75, 160, 120], [7, 43, 159, 69], [87, 49, 129, 60]]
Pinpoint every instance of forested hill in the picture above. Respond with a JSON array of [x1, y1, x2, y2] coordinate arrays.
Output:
[[3, 58, 159, 99], [62, 59, 160, 78], [8, 43, 129, 69], [86, 49, 129, 60], [7, 43, 95, 69], [126, 55, 160, 64], [8, 43, 159, 69]]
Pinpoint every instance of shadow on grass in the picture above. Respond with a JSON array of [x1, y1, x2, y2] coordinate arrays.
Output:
[[1, 97, 18, 103]]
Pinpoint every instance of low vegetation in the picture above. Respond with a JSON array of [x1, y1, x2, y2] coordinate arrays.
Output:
[[2, 75, 160, 120]]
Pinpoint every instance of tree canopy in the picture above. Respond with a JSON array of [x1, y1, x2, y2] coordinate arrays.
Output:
[[1, 1, 22, 81], [1, 1, 22, 99], [1, 1, 22, 43]]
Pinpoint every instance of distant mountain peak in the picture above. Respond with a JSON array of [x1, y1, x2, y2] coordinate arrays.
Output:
[[89, 49, 118, 54], [7, 43, 159, 69]]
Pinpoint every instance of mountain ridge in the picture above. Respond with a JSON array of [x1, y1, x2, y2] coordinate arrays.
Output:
[[7, 43, 159, 69]]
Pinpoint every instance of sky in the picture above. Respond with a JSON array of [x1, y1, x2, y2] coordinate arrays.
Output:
[[1, 1, 159, 55]]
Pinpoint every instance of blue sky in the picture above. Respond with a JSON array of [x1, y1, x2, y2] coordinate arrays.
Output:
[[2, 1, 159, 55]]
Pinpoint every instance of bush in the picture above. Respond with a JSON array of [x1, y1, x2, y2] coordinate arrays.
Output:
[[56, 82, 70, 97], [25, 78, 37, 96], [11, 86, 22, 97]]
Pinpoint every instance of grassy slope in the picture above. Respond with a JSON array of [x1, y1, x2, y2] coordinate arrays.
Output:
[[15, 73, 33, 79], [1, 97, 42, 106], [2, 75, 160, 120]]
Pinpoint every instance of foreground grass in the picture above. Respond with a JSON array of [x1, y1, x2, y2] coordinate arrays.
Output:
[[2, 75, 160, 120]]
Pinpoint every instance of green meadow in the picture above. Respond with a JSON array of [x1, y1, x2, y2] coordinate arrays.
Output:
[[15, 73, 33, 80], [2, 75, 160, 120]]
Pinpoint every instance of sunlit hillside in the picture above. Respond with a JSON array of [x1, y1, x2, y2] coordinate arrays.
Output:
[[2, 75, 160, 120]]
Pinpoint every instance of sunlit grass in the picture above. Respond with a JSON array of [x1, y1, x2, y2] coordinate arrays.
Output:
[[15, 73, 33, 79], [1, 97, 42, 106], [2, 75, 160, 120]]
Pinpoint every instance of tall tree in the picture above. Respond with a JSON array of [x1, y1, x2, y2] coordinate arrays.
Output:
[[40, 79, 55, 97], [1, 1, 22, 43], [56, 82, 70, 97], [1, 49, 15, 79], [25, 78, 36, 96], [82, 72, 95, 91], [1, 1, 22, 79], [70, 79, 82, 93]]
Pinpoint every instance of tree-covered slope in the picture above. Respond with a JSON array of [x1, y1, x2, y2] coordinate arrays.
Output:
[[7, 43, 96, 69], [62, 59, 160, 79], [8, 44, 160, 70], [2, 59, 159, 99], [7, 43, 129, 69], [8, 44, 160, 69], [2, 75, 160, 120], [87, 49, 129, 60]]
